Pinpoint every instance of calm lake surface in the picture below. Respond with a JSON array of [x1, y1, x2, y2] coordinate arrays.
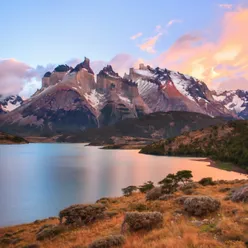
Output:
[[0, 143, 247, 227]]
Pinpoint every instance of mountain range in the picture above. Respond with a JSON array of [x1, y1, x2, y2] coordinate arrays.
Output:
[[0, 57, 248, 136]]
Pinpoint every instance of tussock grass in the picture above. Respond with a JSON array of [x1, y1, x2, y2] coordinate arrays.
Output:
[[0, 180, 248, 248]]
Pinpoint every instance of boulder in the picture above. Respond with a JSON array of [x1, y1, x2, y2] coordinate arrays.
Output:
[[183, 196, 220, 216], [88, 235, 125, 248], [231, 184, 248, 203], [121, 212, 163, 232], [59, 204, 106, 226]]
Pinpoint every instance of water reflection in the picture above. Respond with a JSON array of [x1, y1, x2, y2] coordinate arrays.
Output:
[[0, 144, 246, 226]]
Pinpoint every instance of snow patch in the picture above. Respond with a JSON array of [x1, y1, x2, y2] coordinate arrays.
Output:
[[212, 94, 226, 102], [170, 74, 195, 101], [84, 89, 104, 109], [225, 95, 245, 112], [134, 69, 154, 78]]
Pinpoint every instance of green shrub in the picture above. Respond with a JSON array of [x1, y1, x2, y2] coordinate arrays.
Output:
[[138, 181, 154, 193], [198, 177, 215, 186], [122, 186, 137, 196]]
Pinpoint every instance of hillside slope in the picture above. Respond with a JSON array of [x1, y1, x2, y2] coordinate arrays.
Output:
[[0, 132, 28, 144], [140, 120, 248, 171], [58, 111, 226, 146]]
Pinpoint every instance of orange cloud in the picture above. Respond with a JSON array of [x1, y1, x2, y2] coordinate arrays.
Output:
[[155, 8, 248, 90], [139, 33, 162, 53]]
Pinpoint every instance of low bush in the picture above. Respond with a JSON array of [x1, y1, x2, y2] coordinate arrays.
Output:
[[88, 235, 125, 248], [198, 177, 215, 186], [146, 187, 163, 201], [36, 225, 65, 241], [59, 204, 106, 226], [183, 196, 221, 216], [122, 212, 163, 232]]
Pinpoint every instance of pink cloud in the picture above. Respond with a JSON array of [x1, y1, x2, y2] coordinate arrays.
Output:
[[138, 33, 163, 54], [130, 32, 143, 40], [154, 8, 248, 89]]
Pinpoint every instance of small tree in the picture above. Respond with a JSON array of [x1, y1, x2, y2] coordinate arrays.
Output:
[[122, 186, 137, 197], [158, 174, 179, 194], [158, 170, 193, 194], [138, 181, 154, 193], [176, 170, 193, 185]]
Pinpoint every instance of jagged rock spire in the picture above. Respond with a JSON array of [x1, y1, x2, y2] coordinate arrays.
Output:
[[72, 57, 94, 74]]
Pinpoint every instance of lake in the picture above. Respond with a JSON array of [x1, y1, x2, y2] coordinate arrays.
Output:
[[0, 143, 247, 227]]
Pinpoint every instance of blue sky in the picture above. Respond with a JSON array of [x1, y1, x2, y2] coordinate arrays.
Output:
[[0, 0, 237, 66], [0, 0, 248, 96]]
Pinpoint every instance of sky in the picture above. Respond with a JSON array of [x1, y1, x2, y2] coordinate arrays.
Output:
[[0, 0, 248, 97]]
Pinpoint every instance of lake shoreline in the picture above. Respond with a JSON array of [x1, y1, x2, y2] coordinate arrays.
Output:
[[192, 158, 248, 175]]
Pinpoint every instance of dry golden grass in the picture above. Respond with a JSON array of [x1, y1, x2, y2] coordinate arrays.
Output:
[[0, 181, 247, 248]]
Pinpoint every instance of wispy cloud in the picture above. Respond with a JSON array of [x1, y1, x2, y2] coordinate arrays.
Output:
[[155, 25, 162, 32], [219, 4, 233, 9], [167, 19, 182, 27], [130, 32, 143, 40], [138, 33, 163, 54]]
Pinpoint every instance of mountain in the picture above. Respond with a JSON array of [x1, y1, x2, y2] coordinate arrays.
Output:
[[212, 90, 248, 119], [58, 111, 226, 147], [0, 59, 242, 137], [0, 95, 23, 114], [0, 58, 150, 136], [0, 131, 28, 144], [126, 64, 236, 119], [140, 120, 248, 171]]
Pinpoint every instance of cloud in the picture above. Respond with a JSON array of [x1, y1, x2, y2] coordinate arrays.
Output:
[[217, 77, 248, 91], [0, 59, 34, 97], [0, 59, 55, 98], [154, 7, 248, 89], [167, 19, 182, 27], [130, 32, 143, 40], [138, 33, 163, 54], [155, 25, 162, 32], [219, 4, 233, 9]]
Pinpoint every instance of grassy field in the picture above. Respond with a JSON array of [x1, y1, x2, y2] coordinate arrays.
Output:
[[1, 180, 248, 248]]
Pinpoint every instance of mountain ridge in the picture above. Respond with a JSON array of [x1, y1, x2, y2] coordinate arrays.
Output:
[[0, 57, 246, 136]]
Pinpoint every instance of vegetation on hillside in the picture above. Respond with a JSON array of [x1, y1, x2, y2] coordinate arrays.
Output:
[[58, 111, 226, 145], [1, 171, 247, 248], [140, 120, 248, 171], [0, 131, 28, 144]]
